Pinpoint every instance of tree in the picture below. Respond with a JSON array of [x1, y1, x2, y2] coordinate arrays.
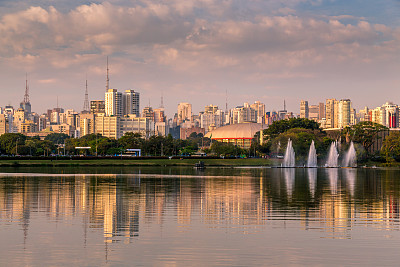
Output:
[[269, 128, 332, 164], [44, 133, 70, 144], [210, 141, 244, 157], [381, 132, 400, 162], [264, 118, 321, 139], [0, 133, 26, 154], [118, 132, 143, 149], [344, 121, 388, 155]]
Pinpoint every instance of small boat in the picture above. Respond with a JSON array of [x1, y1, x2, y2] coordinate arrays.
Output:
[[194, 161, 205, 169]]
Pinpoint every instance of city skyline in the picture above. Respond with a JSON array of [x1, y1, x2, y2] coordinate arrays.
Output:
[[0, 1, 399, 117]]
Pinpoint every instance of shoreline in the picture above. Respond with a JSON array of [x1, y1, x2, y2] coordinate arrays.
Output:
[[0, 158, 397, 168], [0, 158, 275, 167]]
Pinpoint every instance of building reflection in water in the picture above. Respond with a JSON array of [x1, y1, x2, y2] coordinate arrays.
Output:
[[1, 168, 400, 245]]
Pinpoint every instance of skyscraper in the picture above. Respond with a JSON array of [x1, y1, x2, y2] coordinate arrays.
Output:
[[325, 99, 336, 129], [20, 74, 31, 114], [300, 100, 309, 119], [177, 103, 192, 124], [123, 89, 140, 116], [105, 89, 123, 116]]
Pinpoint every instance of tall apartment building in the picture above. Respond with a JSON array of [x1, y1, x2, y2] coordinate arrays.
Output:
[[123, 89, 140, 116], [325, 99, 337, 129], [308, 105, 319, 121], [154, 108, 166, 122], [318, 103, 325, 119], [300, 100, 309, 119], [382, 102, 399, 128], [0, 114, 7, 135], [177, 103, 192, 124], [250, 101, 266, 123], [105, 89, 123, 116], [338, 99, 351, 128], [142, 106, 154, 121], [79, 113, 96, 136]]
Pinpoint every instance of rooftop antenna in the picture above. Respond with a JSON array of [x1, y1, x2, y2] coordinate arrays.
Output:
[[284, 99, 286, 111], [225, 89, 228, 113], [106, 56, 109, 91], [24, 73, 30, 103], [83, 76, 90, 112], [160, 92, 164, 108]]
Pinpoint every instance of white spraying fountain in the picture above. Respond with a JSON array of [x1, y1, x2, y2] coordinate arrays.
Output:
[[283, 139, 295, 167], [307, 140, 317, 168], [326, 141, 339, 167], [343, 141, 357, 167]]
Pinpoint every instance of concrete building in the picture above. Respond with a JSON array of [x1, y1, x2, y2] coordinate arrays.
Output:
[[142, 106, 154, 121], [300, 100, 309, 119], [95, 114, 154, 139], [0, 114, 7, 135], [177, 103, 192, 124], [338, 99, 351, 128], [105, 89, 123, 116], [79, 113, 96, 137], [250, 101, 266, 124], [308, 105, 320, 121], [325, 99, 337, 129], [90, 100, 105, 114], [180, 126, 205, 140], [319, 103, 325, 120], [154, 108, 166, 122], [51, 123, 75, 137], [123, 89, 140, 116], [382, 102, 399, 128]]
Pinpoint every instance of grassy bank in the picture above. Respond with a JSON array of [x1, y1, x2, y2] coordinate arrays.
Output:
[[0, 158, 275, 167]]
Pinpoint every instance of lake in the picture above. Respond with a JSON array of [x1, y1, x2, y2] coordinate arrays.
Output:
[[1, 166, 400, 266]]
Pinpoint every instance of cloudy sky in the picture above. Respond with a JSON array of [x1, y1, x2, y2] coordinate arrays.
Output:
[[0, 0, 399, 117]]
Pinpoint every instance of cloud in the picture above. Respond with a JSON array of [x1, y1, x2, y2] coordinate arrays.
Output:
[[0, 1, 399, 115]]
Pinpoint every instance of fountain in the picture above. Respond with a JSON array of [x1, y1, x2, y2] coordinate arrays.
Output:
[[283, 139, 295, 167], [343, 141, 357, 167], [326, 141, 339, 167], [307, 140, 317, 167]]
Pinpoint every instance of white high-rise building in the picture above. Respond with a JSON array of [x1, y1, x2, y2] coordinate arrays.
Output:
[[105, 89, 123, 116], [123, 89, 140, 116]]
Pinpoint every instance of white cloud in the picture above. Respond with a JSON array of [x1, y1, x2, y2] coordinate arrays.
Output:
[[0, 1, 399, 115]]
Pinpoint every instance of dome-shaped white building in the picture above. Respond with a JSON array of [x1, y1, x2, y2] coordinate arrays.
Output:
[[205, 123, 265, 149]]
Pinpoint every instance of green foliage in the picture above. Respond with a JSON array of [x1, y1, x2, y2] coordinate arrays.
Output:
[[344, 121, 388, 154], [44, 133, 70, 144], [381, 132, 400, 162], [210, 141, 244, 157], [270, 128, 331, 164], [264, 118, 321, 139], [0, 133, 26, 154]]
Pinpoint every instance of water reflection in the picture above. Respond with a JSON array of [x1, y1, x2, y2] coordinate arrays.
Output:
[[307, 168, 317, 198], [1, 168, 400, 265]]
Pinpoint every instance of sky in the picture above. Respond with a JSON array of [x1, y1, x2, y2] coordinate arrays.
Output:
[[0, 0, 399, 118]]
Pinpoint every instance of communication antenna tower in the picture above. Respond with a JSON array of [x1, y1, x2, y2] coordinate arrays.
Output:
[[83, 77, 90, 112], [106, 56, 109, 91], [24, 73, 30, 103]]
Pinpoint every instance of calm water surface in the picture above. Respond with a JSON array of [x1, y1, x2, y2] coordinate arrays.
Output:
[[1, 166, 400, 266]]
